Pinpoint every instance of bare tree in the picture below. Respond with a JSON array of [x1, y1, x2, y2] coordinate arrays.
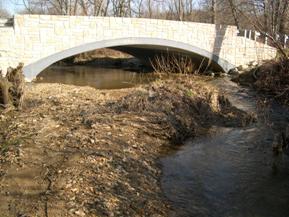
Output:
[[0, 8, 10, 18], [10, 0, 289, 38], [227, 0, 240, 29], [0, 0, 8, 18], [227, 0, 288, 58]]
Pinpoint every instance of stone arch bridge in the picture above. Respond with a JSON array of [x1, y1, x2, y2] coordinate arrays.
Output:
[[0, 15, 276, 81]]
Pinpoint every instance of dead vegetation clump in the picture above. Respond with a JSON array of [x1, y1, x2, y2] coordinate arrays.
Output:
[[0, 63, 25, 110], [254, 60, 289, 104], [150, 54, 196, 75], [236, 59, 289, 105], [0, 78, 254, 216], [108, 77, 253, 144]]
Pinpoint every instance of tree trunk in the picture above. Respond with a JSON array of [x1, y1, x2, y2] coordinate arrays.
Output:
[[0, 77, 11, 107], [228, 0, 240, 29], [211, 0, 215, 24], [148, 0, 152, 18]]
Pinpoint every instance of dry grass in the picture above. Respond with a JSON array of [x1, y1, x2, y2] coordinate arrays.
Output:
[[150, 53, 196, 75]]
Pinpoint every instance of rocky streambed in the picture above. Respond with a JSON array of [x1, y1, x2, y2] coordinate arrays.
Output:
[[0, 77, 253, 216]]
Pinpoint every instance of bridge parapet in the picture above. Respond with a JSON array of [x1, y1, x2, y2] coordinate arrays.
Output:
[[238, 29, 289, 49]]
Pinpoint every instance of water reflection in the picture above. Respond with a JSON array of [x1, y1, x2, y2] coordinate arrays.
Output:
[[36, 65, 156, 89]]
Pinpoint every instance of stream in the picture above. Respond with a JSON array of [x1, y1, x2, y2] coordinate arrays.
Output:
[[161, 78, 289, 217], [37, 65, 156, 89], [37, 66, 289, 217]]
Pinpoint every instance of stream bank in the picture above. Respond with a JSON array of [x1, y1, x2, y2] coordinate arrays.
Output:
[[231, 59, 289, 106], [0, 76, 252, 216], [161, 77, 289, 217]]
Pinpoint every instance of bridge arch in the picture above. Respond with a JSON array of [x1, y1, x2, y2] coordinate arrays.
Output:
[[23, 37, 235, 81]]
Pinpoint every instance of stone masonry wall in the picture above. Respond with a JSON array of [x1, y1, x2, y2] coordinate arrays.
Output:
[[0, 15, 276, 77]]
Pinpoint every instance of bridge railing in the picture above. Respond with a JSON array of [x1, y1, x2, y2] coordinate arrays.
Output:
[[0, 18, 13, 27], [238, 29, 289, 49]]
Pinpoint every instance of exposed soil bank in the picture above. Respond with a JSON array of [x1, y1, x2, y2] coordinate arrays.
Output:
[[58, 48, 148, 73], [63, 48, 132, 64], [0, 77, 253, 216]]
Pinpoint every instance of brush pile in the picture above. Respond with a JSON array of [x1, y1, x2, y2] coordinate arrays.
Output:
[[235, 59, 289, 105], [0, 63, 25, 110], [253, 59, 289, 105]]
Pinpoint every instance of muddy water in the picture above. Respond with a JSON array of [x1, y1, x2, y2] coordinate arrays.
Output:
[[36, 65, 156, 89], [161, 78, 289, 217]]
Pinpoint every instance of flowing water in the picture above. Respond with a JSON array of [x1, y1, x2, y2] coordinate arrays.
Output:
[[36, 65, 156, 89], [161, 78, 289, 217], [37, 66, 289, 217]]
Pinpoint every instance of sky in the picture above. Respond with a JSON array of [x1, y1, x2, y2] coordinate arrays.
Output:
[[1, 0, 24, 14]]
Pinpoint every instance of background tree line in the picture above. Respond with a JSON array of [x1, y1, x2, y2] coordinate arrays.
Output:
[[1, 0, 289, 37]]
